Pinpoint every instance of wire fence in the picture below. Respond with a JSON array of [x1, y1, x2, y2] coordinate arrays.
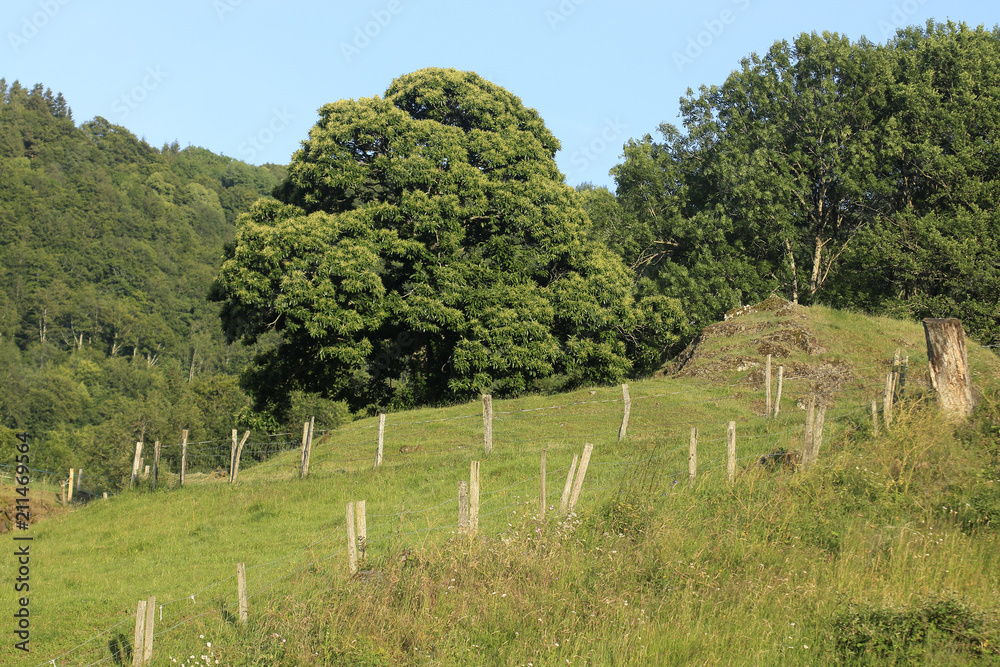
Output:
[[26, 355, 916, 667]]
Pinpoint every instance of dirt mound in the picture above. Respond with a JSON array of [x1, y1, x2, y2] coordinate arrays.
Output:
[[665, 298, 852, 395]]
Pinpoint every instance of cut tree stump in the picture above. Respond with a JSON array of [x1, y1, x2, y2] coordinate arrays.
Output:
[[922, 318, 976, 419]]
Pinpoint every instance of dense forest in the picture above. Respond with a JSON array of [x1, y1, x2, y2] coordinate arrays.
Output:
[[2, 20, 998, 492], [0, 78, 290, 488]]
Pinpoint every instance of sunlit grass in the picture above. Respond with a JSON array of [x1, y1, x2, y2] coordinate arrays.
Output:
[[5, 306, 1000, 666]]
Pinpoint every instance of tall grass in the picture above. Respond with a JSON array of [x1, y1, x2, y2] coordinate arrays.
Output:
[[6, 307, 1000, 666]]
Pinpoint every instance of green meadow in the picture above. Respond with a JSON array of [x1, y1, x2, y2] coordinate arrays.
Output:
[[6, 304, 1000, 666]]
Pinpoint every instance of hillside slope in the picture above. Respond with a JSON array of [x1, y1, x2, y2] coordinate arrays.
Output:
[[5, 304, 1000, 666]]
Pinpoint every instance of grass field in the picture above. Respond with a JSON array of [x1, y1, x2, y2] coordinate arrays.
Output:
[[4, 303, 1000, 666]]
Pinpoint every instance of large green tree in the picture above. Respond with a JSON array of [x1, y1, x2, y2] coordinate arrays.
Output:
[[607, 22, 1000, 343], [213, 68, 683, 414]]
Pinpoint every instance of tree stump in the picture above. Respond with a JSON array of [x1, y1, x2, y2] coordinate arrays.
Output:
[[922, 318, 975, 419]]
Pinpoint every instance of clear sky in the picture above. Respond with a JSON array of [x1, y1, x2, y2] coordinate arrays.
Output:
[[3, 0, 996, 189]]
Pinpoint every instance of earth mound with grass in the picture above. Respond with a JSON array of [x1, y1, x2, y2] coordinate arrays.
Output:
[[663, 297, 927, 401]]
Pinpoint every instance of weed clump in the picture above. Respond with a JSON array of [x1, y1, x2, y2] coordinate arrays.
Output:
[[830, 597, 998, 663]]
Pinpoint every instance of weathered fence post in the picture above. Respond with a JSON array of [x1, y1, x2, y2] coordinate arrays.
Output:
[[688, 427, 698, 486], [346, 501, 358, 574], [231, 431, 250, 483], [923, 318, 976, 419], [237, 563, 248, 624], [356, 500, 367, 560], [130, 441, 143, 490], [180, 429, 188, 487], [727, 422, 736, 483], [458, 481, 470, 535], [774, 366, 784, 418], [618, 384, 631, 441], [567, 443, 594, 514], [469, 461, 480, 535], [765, 354, 772, 418], [229, 429, 238, 481], [132, 599, 146, 667], [482, 394, 493, 456], [559, 453, 579, 515], [374, 413, 385, 468], [77, 467, 82, 492], [883, 373, 894, 430], [143, 595, 155, 664], [152, 441, 161, 491], [68, 468, 74, 502], [804, 397, 817, 465], [811, 404, 827, 465], [539, 448, 547, 518], [300, 417, 315, 478]]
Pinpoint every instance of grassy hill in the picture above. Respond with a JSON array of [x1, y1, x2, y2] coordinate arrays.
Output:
[[5, 303, 1000, 666]]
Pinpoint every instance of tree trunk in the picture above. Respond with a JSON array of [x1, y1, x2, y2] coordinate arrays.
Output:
[[784, 239, 799, 305], [922, 318, 975, 419]]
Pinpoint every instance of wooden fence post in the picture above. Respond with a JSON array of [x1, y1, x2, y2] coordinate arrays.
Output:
[[231, 431, 250, 483], [346, 501, 358, 574], [804, 397, 816, 465], [923, 318, 976, 419], [883, 373, 894, 430], [299, 421, 309, 476], [688, 427, 698, 486], [142, 595, 155, 665], [60, 481, 66, 505], [180, 429, 188, 487], [458, 482, 469, 535], [539, 449, 547, 518], [567, 443, 594, 514], [774, 366, 784, 418], [618, 384, 631, 441], [77, 467, 82, 492], [68, 468, 74, 502], [301, 417, 315, 478], [132, 599, 146, 667], [559, 453, 579, 515], [356, 500, 367, 560], [143, 464, 149, 479], [482, 394, 493, 456], [152, 441, 161, 491], [237, 563, 248, 624], [726, 422, 736, 483], [229, 429, 238, 481], [811, 404, 827, 465], [469, 461, 480, 536], [374, 413, 385, 468], [765, 354, 772, 418], [130, 441, 143, 490]]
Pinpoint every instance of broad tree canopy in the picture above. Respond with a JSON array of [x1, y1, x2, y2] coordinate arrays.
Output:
[[212, 68, 683, 415]]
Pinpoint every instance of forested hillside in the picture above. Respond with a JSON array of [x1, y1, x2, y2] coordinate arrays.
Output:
[[0, 79, 285, 487]]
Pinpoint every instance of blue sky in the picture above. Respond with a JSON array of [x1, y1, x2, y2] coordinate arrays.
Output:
[[3, 0, 996, 189]]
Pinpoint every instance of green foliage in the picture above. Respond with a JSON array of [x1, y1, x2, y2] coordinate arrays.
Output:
[[831, 598, 997, 663], [0, 81, 281, 486], [215, 68, 685, 415], [609, 22, 1000, 344]]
